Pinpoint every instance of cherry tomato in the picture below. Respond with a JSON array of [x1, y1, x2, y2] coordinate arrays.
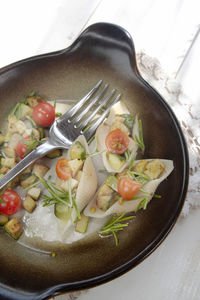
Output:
[[105, 128, 130, 154], [56, 158, 72, 181], [15, 141, 28, 159], [0, 189, 21, 216], [32, 102, 55, 127], [117, 177, 142, 200]]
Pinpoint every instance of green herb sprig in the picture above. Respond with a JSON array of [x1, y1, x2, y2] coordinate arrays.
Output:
[[134, 119, 145, 153], [99, 213, 135, 246]]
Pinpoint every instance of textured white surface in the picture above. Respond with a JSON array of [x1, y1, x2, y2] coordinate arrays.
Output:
[[0, 1, 200, 300]]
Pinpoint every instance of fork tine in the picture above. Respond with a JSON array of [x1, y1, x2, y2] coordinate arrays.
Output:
[[73, 83, 109, 124], [84, 93, 121, 140], [64, 80, 102, 119], [79, 89, 116, 130]]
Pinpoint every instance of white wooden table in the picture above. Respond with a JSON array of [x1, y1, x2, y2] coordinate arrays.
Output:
[[0, 1, 199, 299]]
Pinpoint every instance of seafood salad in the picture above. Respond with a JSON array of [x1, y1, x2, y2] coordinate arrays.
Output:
[[0, 93, 174, 246]]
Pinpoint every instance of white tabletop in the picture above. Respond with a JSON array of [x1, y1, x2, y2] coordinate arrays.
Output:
[[0, 1, 200, 299]]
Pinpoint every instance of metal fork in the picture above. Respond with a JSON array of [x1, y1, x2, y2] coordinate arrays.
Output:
[[0, 80, 120, 189]]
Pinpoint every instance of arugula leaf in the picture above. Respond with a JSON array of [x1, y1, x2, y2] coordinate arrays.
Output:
[[121, 114, 135, 130]]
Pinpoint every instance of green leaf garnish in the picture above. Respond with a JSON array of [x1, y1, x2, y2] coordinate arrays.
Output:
[[26, 116, 37, 128], [128, 152, 137, 170], [99, 213, 135, 246], [121, 114, 135, 130]]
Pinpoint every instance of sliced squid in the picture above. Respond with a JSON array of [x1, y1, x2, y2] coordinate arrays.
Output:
[[96, 101, 142, 173], [84, 159, 174, 218]]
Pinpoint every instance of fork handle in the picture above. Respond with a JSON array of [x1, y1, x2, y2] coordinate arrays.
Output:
[[0, 140, 58, 190]]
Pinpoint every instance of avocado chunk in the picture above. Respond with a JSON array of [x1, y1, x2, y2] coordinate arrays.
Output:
[[69, 141, 86, 160], [54, 202, 71, 223], [4, 218, 23, 239], [107, 152, 125, 170], [75, 213, 90, 233], [46, 149, 62, 159], [0, 214, 8, 226]]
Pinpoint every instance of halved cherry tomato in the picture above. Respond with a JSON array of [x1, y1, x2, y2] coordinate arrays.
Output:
[[0, 189, 21, 216], [15, 141, 28, 159], [32, 102, 55, 127], [117, 177, 142, 200], [56, 158, 72, 180], [105, 128, 130, 154]]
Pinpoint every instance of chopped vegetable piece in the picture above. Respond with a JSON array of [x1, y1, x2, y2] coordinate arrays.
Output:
[[32, 102, 55, 127], [23, 195, 36, 213], [0, 190, 21, 216], [27, 187, 41, 200], [117, 177, 142, 200], [4, 146, 16, 158], [46, 149, 62, 159], [75, 213, 90, 233], [105, 128, 130, 154], [121, 114, 135, 130], [0, 214, 8, 225], [54, 202, 71, 222], [15, 141, 28, 159], [107, 152, 125, 170], [4, 218, 23, 239], [32, 163, 49, 178], [69, 141, 86, 160], [105, 175, 118, 192], [20, 174, 36, 189], [96, 184, 114, 211], [68, 159, 84, 178]]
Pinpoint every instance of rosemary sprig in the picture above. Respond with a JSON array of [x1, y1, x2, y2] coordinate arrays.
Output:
[[135, 196, 148, 212], [99, 213, 135, 246], [134, 119, 145, 153], [128, 152, 137, 170], [124, 148, 131, 161], [68, 178, 81, 220], [127, 170, 150, 185]]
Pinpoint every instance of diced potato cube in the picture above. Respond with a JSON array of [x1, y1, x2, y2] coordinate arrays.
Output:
[[144, 159, 165, 180], [68, 159, 84, 178], [19, 104, 33, 120], [97, 195, 112, 211], [32, 163, 49, 178], [16, 120, 27, 135], [20, 174, 36, 189], [1, 157, 16, 168], [8, 115, 18, 133], [133, 160, 148, 173], [4, 146, 16, 158], [0, 166, 9, 174], [0, 214, 8, 225], [27, 187, 41, 200], [21, 165, 33, 175], [7, 176, 20, 189], [60, 178, 78, 192], [4, 218, 23, 239], [23, 195, 36, 213], [98, 184, 113, 197]]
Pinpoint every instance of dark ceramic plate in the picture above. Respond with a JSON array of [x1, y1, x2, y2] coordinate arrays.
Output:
[[0, 23, 189, 300]]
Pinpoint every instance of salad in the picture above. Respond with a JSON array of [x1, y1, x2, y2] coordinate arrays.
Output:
[[0, 93, 174, 246]]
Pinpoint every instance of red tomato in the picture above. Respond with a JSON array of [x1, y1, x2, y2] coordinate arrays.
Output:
[[0, 189, 21, 216], [56, 158, 72, 181], [15, 141, 28, 159], [105, 128, 130, 154], [32, 102, 55, 127], [117, 177, 142, 200]]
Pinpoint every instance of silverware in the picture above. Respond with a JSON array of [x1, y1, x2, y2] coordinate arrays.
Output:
[[0, 80, 120, 189]]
